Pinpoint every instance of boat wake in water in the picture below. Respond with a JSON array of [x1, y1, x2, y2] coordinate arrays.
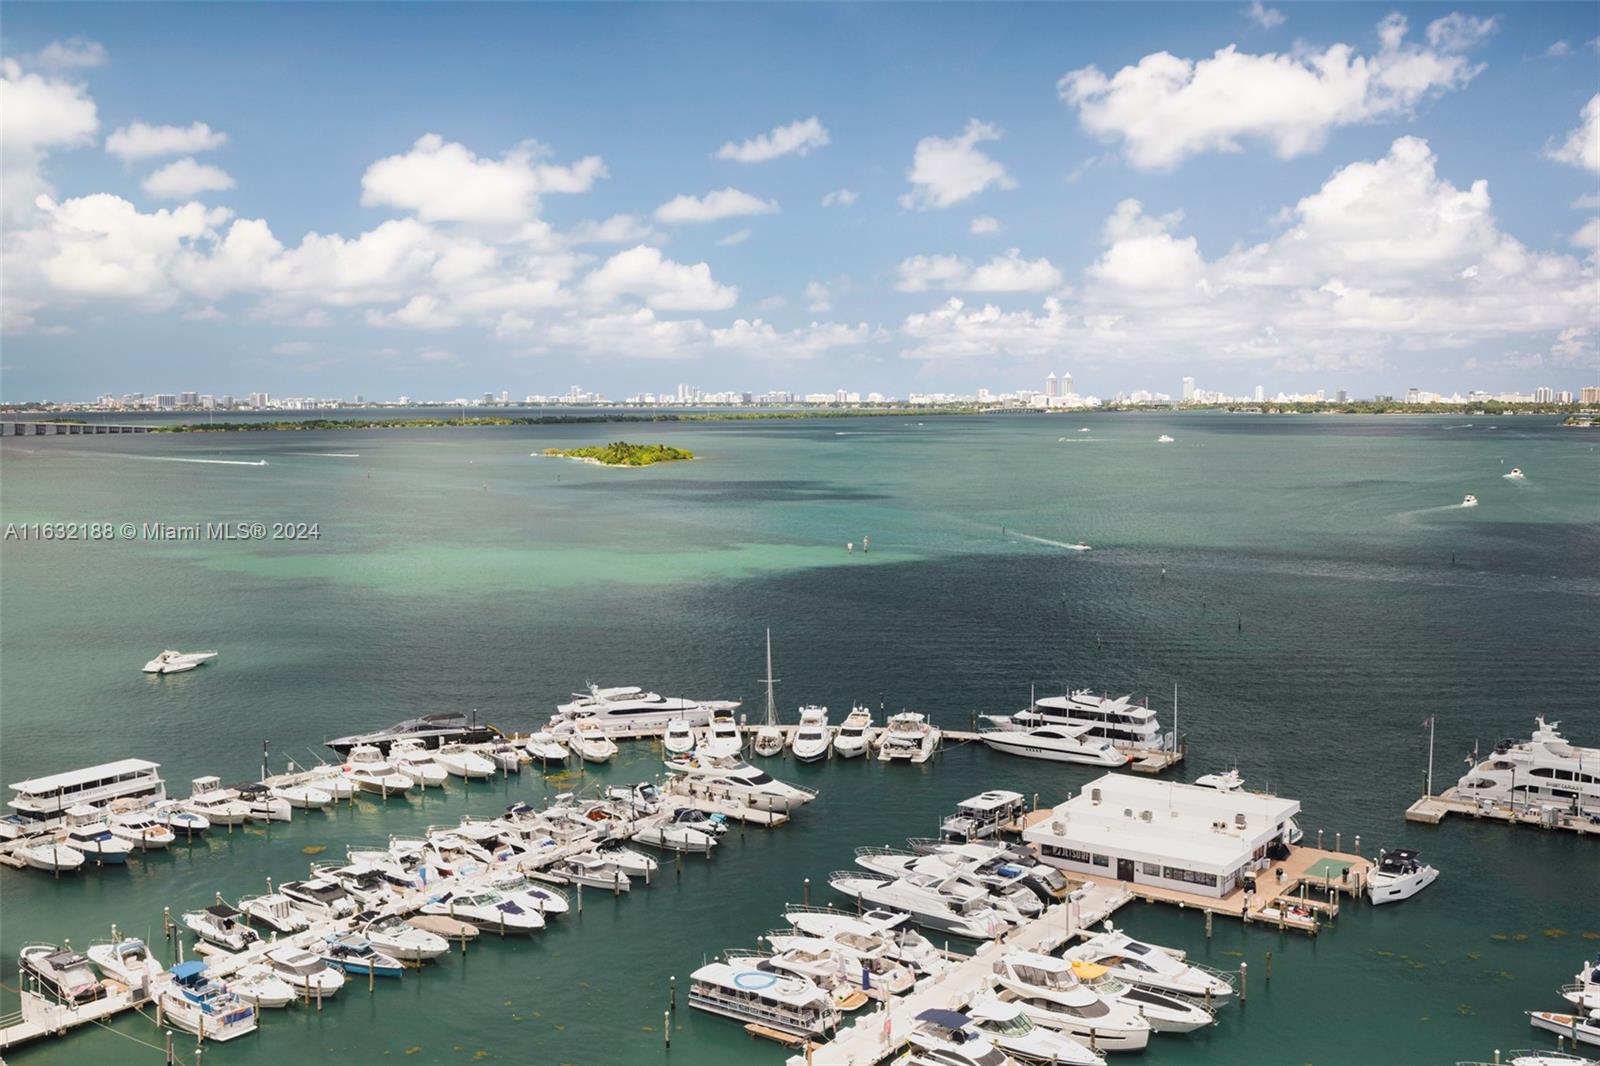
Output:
[[304, 452, 361, 458], [1005, 529, 1091, 551], [141, 457, 269, 467]]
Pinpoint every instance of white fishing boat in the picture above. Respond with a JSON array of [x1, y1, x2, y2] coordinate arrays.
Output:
[[1064, 925, 1235, 1000], [87, 937, 163, 989], [486, 744, 524, 772], [107, 809, 175, 850], [142, 650, 219, 674], [665, 716, 699, 755], [1462, 494, 1479, 507], [229, 963, 295, 1009], [301, 764, 356, 800], [183, 904, 260, 952], [753, 628, 786, 757], [991, 950, 1152, 1051], [566, 719, 619, 763], [1157, 434, 1174, 443], [20, 944, 105, 1002], [1562, 955, 1600, 1011], [832, 705, 872, 758], [152, 800, 209, 836], [1368, 848, 1439, 905], [432, 742, 496, 779], [1528, 1011, 1600, 1047], [876, 712, 940, 763], [358, 912, 450, 961], [266, 779, 334, 809], [60, 807, 132, 864], [1504, 467, 1526, 480], [905, 1007, 1035, 1066], [965, 995, 1106, 1065], [160, 962, 257, 1041], [978, 720, 1129, 766], [524, 731, 570, 764], [791, 705, 831, 763], [420, 888, 546, 933], [389, 739, 449, 787], [17, 840, 86, 873], [232, 783, 292, 822], [1067, 958, 1215, 1032], [664, 745, 816, 812], [237, 892, 310, 933], [827, 870, 1008, 940], [319, 935, 405, 978], [688, 959, 839, 1037], [342, 746, 416, 796], [181, 777, 251, 826], [265, 944, 346, 996], [279, 877, 359, 920]]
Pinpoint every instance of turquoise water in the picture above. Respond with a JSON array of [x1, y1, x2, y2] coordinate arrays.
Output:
[[1, 412, 1596, 1065]]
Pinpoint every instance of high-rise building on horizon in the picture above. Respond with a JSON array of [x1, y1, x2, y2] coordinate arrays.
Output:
[[1181, 377, 1195, 403], [1254, 385, 1264, 402]]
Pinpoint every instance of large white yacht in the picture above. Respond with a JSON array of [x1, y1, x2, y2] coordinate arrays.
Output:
[[1449, 717, 1600, 817], [663, 744, 815, 812], [554, 684, 739, 731], [1064, 926, 1235, 1000], [1003, 689, 1170, 752], [827, 870, 1009, 940], [326, 712, 501, 756], [4, 759, 165, 839], [1066, 959, 1215, 1032], [832, 705, 873, 758], [977, 719, 1130, 766], [876, 712, 940, 763], [990, 950, 1152, 1052], [688, 959, 839, 1037], [790, 706, 831, 763], [964, 996, 1106, 1066]]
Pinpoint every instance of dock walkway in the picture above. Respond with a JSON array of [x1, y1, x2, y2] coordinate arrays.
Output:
[[1407, 793, 1598, 836]]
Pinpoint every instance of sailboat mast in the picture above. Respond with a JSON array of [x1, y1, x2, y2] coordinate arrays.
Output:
[[763, 628, 778, 727]]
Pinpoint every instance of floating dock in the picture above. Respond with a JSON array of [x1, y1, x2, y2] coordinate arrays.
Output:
[[0, 983, 147, 1051], [1406, 793, 1598, 835]]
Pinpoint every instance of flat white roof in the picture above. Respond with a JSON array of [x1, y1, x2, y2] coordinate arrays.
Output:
[[11, 759, 161, 795], [957, 790, 1025, 812]]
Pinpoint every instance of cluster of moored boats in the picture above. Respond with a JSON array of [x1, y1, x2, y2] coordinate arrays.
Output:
[[1525, 954, 1600, 1050]]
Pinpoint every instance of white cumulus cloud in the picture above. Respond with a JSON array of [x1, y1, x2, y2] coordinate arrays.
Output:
[[1245, 2, 1285, 30], [1548, 95, 1600, 174], [106, 121, 227, 161], [654, 187, 778, 224], [28, 38, 108, 69], [361, 133, 606, 225], [821, 188, 858, 208], [899, 120, 1016, 210], [580, 245, 737, 311], [142, 158, 236, 199], [715, 116, 829, 163], [969, 216, 1000, 235], [896, 249, 1062, 293]]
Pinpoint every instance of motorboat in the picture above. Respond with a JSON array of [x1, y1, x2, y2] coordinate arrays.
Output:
[[791, 706, 831, 763], [634, 815, 719, 854], [19, 944, 105, 1002], [5, 758, 165, 839], [966, 995, 1106, 1065], [237, 892, 310, 933], [595, 837, 659, 877], [1368, 848, 1439, 905], [566, 719, 619, 763], [1562, 955, 1600, 1011], [552, 854, 632, 891], [664, 745, 816, 813], [280, 877, 359, 920], [342, 745, 416, 796], [229, 963, 295, 1009], [854, 848, 1042, 922], [152, 800, 209, 837], [183, 904, 260, 952], [723, 947, 855, 1001], [1457, 1054, 1596, 1066], [832, 705, 872, 758], [763, 932, 917, 996], [87, 937, 163, 989], [1450, 717, 1600, 818], [60, 807, 132, 864], [1068, 959, 1214, 1032], [434, 742, 496, 779], [389, 739, 449, 788], [1504, 468, 1526, 480], [524, 731, 570, 763], [1194, 768, 1245, 792], [181, 776, 251, 825], [905, 1007, 1033, 1066], [266, 778, 333, 809], [142, 650, 218, 674], [1157, 434, 1174, 443], [476, 874, 571, 916], [876, 712, 940, 763], [603, 782, 663, 816], [326, 711, 501, 756], [752, 628, 786, 758], [827, 870, 1009, 940], [555, 684, 739, 732], [358, 912, 449, 961], [1064, 925, 1235, 1000], [420, 889, 546, 933], [913, 840, 1071, 901], [301, 764, 357, 800], [107, 809, 175, 850], [17, 840, 87, 874], [1528, 1011, 1600, 1047], [688, 959, 839, 1037], [938, 791, 1030, 844], [978, 720, 1128, 766], [706, 707, 742, 748], [265, 944, 346, 996], [319, 935, 405, 978], [160, 961, 258, 1041], [1002, 689, 1169, 751], [1462, 494, 1479, 507], [486, 744, 524, 773], [232, 782, 292, 822], [783, 906, 951, 976], [990, 950, 1152, 1052]]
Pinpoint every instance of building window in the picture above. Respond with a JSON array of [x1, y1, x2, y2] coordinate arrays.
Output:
[[1142, 863, 1161, 876], [1091, 854, 1110, 867], [1161, 865, 1219, 887], [1043, 845, 1095, 864]]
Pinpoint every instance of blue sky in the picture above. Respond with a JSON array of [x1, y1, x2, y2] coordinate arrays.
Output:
[[2, 2, 1596, 400]]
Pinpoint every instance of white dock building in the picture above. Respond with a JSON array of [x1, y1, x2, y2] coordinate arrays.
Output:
[[1023, 774, 1301, 899]]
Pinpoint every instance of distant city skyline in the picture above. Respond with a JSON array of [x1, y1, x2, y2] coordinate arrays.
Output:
[[2, 5, 1597, 400]]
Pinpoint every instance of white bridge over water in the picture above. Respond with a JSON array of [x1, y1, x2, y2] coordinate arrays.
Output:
[[1, 421, 152, 436]]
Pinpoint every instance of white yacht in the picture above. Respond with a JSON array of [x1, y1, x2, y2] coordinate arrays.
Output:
[[87, 937, 163, 989], [723, 946, 855, 1003], [160, 962, 258, 1042], [1004, 689, 1170, 752], [107, 809, 176, 850], [1462, 494, 1479, 507], [327, 712, 501, 756], [420, 888, 546, 933], [990, 951, 1152, 1052], [523, 731, 571, 764], [1562, 955, 1600, 1011], [978, 719, 1129, 766], [237, 893, 310, 933], [478, 873, 572, 915], [634, 813, 720, 854], [555, 684, 739, 731], [17, 840, 87, 873], [876, 712, 940, 763], [229, 964, 296, 1009], [1368, 848, 1439, 905], [232, 782, 292, 822], [1194, 768, 1245, 792], [664, 716, 698, 756], [552, 854, 633, 891], [60, 807, 132, 864], [1068, 959, 1215, 1032], [566, 719, 619, 763], [342, 746, 416, 796], [142, 650, 219, 674], [181, 776, 251, 825], [433, 742, 495, 779], [1156, 434, 1174, 443], [358, 912, 450, 961], [1450, 717, 1600, 817], [389, 738, 449, 787], [706, 707, 743, 748], [319, 935, 405, 978], [280, 877, 359, 920], [832, 705, 872, 758], [183, 904, 260, 952], [938, 791, 1030, 844], [664, 744, 816, 812], [854, 848, 1042, 922], [791, 706, 831, 763], [266, 778, 334, 809], [827, 870, 1009, 940], [1528, 1011, 1600, 1047], [762, 932, 917, 995], [4, 758, 165, 839], [1065, 926, 1235, 1000], [152, 800, 209, 837], [966, 995, 1107, 1065], [783, 906, 952, 976], [688, 959, 839, 1037], [20, 944, 104, 1002], [906, 1007, 1046, 1066], [1505, 467, 1526, 480], [265, 945, 346, 996]]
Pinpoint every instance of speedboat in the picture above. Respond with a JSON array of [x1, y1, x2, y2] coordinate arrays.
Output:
[[389, 739, 449, 787], [266, 778, 334, 809], [486, 744, 524, 773], [1504, 467, 1526, 480], [182, 777, 251, 825], [603, 782, 663, 816], [1156, 434, 1174, 443], [420, 889, 546, 933], [832, 705, 872, 758], [232, 782, 292, 822], [160, 961, 258, 1041], [476, 874, 571, 916], [553, 854, 632, 891], [266, 944, 346, 996], [595, 837, 659, 877], [666, 716, 699, 756], [237, 892, 310, 933], [20, 944, 105, 1002], [60, 807, 132, 864], [790, 705, 831, 763], [183, 904, 260, 952], [978, 720, 1128, 766], [326, 711, 501, 756], [876, 712, 940, 763], [906, 1007, 1044, 1066], [1562, 955, 1600, 1011], [1528, 1011, 1600, 1047], [966, 995, 1106, 1065], [664, 744, 816, 812], [566, 719, 619, 764], [358, 912, 449, 961], [1065, 926, 1235, 1000], [342, 745, 416, 796], [827, 870, 1009, 940], [1462, 494, 1479, 507], [17, 840, 86, 874], [689, 959, 839, 1037], [783, 906, 951, 976], [229, 964, 296, 1009], [990, 950, 1152, 1052], [319, 935, 405, 978], [1368, 848, 1439, 904], [763, 932, 917, 996], [107, 809, 175, 850], [152, 800, 209, 836], [1194, 768, 1245, 792], [555, 684, 739, 732], [633, 815, 719, 854], [434, 742, 496, 779], [142, 650, 219, 674], [524, 731, 570, 764], [280, 877, 358, 920], [1067, 959, 1215, 1032], [87, 937, 163, 989]]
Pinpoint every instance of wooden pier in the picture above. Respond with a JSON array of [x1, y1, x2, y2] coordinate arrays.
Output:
[[0, 421, 151, 436], [1406, 793, 1599, 836], [0, 982, 147, 1051]]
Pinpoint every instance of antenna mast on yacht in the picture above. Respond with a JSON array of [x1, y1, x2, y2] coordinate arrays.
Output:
[[1172, 683, 1179, 752], [762, 628, 779, 727], [1426, 716, 1437, 798]]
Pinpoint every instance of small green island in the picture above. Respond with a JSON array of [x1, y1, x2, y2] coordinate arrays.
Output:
[[541, 441, 695, 467]]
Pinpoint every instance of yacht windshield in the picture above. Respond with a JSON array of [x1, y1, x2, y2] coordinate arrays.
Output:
[[981, 1012, 1033, 1036]]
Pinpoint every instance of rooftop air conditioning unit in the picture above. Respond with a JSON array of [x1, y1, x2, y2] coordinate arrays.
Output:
[[1234, 812, 1248, 828], [1140, 810, 1153, 822], [1051, 820, 1065, 834], [1090, 788, 1102, 804], [1123, 808, 1134, 819]]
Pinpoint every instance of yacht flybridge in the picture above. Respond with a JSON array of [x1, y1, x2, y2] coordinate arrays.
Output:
[[553, 684, 739, 731], [990, 950, 1152, 1052], [790, 706, 831, 762], [326, 712, 501, 756], [832, 705, 872, 758], [827, 869, 1009, 940], [1450, 717, 1600, 817], [1001, 688, 1172, 752], [876, 712, 940, 763]]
